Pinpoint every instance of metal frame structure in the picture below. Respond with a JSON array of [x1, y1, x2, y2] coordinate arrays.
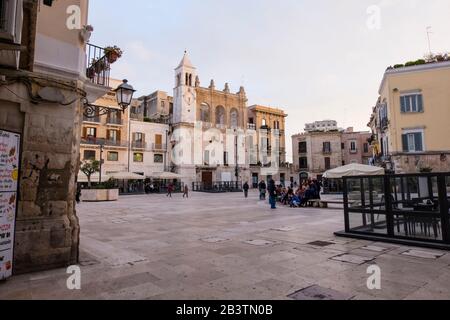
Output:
[[336, 172, 450, 250]]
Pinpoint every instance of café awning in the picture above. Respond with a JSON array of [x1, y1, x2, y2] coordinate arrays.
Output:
[[77, 172, 110, 183], [108, 172, 145, 180], [148, 172, 183, 180], [323, 163, 385, 179]]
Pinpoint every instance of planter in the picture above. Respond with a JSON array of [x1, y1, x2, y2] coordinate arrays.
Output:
[[107, 52, 119, 64], [86, 67, 95, 79], [80, 189, 119, 202]]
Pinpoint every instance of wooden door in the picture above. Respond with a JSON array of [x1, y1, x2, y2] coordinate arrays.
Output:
[[202, 172, 213, 188]]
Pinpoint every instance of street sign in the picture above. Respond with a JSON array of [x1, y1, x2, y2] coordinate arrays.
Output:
[[0, 130, 20, 280]]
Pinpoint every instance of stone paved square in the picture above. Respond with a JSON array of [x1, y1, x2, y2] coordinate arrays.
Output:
[[1, 191, 450, 300]]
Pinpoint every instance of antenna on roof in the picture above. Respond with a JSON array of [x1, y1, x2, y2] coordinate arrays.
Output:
[[426, 26, 433, 56]]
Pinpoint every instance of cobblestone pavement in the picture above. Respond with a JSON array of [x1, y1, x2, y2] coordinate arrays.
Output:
[[1, 191, 450, 300]]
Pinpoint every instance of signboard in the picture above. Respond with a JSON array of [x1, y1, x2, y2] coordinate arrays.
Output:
[[0, 130, 20, 280]]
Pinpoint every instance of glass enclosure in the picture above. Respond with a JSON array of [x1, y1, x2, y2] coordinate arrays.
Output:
[[341, 173, 450, 248]]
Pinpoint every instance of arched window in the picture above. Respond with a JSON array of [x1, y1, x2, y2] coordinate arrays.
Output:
[[230, 108, 239, 128], [262, 118, 267, 126], [200, 103, 210, 122], [215, 106, 226, 125]]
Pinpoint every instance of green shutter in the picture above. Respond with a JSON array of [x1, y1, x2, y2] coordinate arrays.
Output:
[[400, 97, 406, 113], [414, 133, 423, 151], [402, 134, 409, 152], [418, 95, 424, 112]]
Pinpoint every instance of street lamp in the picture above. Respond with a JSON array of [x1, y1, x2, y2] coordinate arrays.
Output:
[[83, 79, 136, 118], [114, 79, 136, 112]]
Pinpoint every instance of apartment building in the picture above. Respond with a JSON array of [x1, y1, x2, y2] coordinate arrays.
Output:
[[368, 59, 450, 173], [292, 123, 372, 182]]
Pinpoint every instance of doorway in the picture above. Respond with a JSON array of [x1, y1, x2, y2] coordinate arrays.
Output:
[[202, 171, 213, 188]]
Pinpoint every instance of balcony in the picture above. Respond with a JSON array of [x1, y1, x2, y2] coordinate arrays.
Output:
[[81, 137, 127, 148], [86, 44, 111, 87], [106, 118, 124, 126], [349, 149, 358, 154], [132, 141, 147, 150], [83, 116, 101, 123], [152, 144, 167, 151], [323, 149, 332, 155], [247, 123, 256, 130]]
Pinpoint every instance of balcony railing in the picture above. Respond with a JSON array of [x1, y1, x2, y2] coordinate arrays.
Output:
[[106, 118, 123, 125], [83, 116, 100, 123], [152, 144, 167, 151], [86, 43, 110, 87], [247, 123, 256, 130], [132, 141, 147, 149], [81, 137, 127, 147]]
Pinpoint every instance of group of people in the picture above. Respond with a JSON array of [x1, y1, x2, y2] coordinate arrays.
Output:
[[243, 179, 322, 209]]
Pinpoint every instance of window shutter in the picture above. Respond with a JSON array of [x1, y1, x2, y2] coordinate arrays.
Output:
[[418, 95, 424, 112], [400, 97, 406, 113], [132, 133, 136, 142], [83, 127, 87, 138], [414, 133, 423, 151], [402, 134, 409, 152]]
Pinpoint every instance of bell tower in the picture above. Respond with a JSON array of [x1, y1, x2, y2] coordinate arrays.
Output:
[[173, 51, 197, 124]]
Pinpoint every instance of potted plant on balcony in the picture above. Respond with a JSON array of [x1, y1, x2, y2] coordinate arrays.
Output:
[[104, 45, 123, 64], [91, 58, 109, 74]]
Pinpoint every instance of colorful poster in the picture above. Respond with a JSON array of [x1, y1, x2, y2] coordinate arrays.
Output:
[[0, 130, 20, 280]]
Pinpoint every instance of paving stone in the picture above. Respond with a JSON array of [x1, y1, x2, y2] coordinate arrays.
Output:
[[288, 285, 354, 300], [360, 245, 391, 253], [401, 249, 446, 260], [330, 254, 374, 265]]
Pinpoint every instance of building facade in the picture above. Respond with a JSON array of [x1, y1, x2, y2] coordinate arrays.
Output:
[[170, 53, 251, 187], [304, 120, 339, 133], [80, 79, 130, 179], [368, 61, 450, 173], [341, 127, 372, 166], [292, 123, 372, 182], [0, 0, 112, 273]]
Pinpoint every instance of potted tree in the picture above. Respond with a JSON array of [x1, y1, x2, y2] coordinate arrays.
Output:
[[104, 45, 123, 64], [80, 160, 100, 189], [79, 160, 119, 202]]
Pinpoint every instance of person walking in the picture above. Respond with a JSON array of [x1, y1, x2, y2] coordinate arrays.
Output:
[[258, 180, 267, 201], [243, 182, 250, 198], [167, 183, 174, 198], [268, 179, 277, 209], [75, 186, 82, 204], [183, 184, 189, 198]]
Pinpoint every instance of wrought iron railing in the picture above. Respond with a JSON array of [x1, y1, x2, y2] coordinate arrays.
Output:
[[106, 118, 123, 125], [132, 141, 147, 149], [192, 181, 243, 193], [86, 43, 110, 87], [81, 137, 127, 147], [152, 143, 167, 151]]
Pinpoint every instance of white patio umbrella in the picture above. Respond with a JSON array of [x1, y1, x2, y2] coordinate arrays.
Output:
[[323, 163, 385, 179], [108, 172, 145, 180], [149, 172, 183, 180], [77, 172, 110, 183]]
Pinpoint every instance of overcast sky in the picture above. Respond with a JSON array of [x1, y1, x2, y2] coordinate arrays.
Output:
[[88, 0, 450, 162]]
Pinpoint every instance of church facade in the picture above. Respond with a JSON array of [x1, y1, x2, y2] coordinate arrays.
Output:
[[170, 53, 251, 187]]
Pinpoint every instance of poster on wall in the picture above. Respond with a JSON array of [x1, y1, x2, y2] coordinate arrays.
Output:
[[0, 130, 20, 281]]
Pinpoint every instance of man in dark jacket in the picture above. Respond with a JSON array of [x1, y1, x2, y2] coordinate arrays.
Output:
[[268, 179, 277, 209], [258, 180, 267, 200], [243, 182, 250, 198]]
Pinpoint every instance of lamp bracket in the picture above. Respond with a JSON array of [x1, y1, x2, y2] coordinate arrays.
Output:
[[82, 98, 122, 118]]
